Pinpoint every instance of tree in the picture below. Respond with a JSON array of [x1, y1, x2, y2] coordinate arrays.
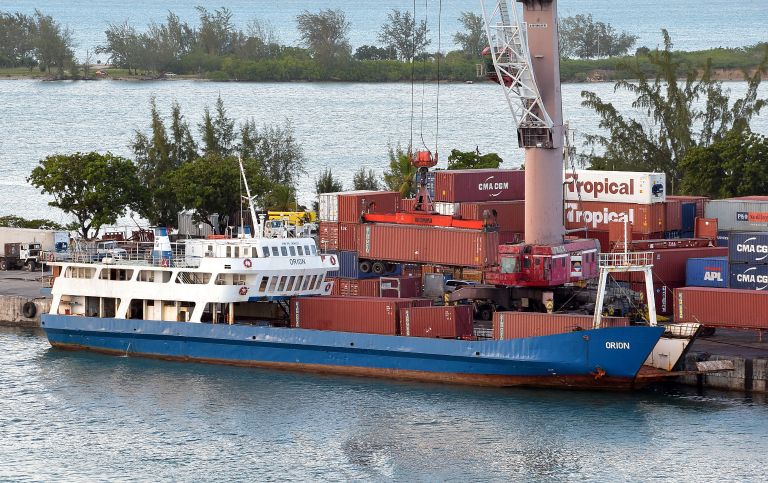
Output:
[[96, 21, 140, 73], [353, 45, 396, 61], [296, 9, 351, 68], [581, 31, 767, 191], [453, 12, 485, 58], [0, 12, 37, 68], [265, 184, 298, 211], [559, 14, 637, 59], [378, 10, 430, 61], [680, 129, 768, 198], [352, 168, 381, 190], [33, 10, 75, 77], [314, 167, 343, 212], [0, 215, 66, 230], [199, 96, 236, 157], [447, 148, 502, 170], [27, 152, 145, 238], [382, 144, 417, 197], [240, 119, 305, 187]]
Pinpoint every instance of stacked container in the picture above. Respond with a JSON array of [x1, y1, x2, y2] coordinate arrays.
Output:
[[290, 296, 423, 334], [685, 257, 729, 288], [400, 306, 473, 338], [492, 312, 629, 339], [728, 232, 768, 291], [434, 169, 525, 203], [674, 287, 768, 329]]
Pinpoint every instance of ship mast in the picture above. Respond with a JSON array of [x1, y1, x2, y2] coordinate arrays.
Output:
[[238, 157, 261, 238]]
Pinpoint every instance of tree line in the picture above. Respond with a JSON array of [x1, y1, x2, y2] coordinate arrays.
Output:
[[0, 10, 75, 76]]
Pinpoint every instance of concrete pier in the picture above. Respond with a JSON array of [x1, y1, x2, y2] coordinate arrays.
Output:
[[0, 271, 50, 327]]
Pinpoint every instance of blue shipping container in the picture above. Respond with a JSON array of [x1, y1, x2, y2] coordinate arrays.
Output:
[[728, 232, 768, 264], [729, 263, 768, 291], [717, 230, 730, 247], [338, 250, 401, 279], [680, 230, 694, 239], [685, 257, 728, 288], [681, 203, 696, 232]]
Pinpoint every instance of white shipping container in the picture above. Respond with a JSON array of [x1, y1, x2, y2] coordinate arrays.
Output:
[[0, 227, 68, 252], [705, 200, 768, 232], [318, 190, 376, 222], [434, 202, 459, 216], [564, 170, 666, 204]]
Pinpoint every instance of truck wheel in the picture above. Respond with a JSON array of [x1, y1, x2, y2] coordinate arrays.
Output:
[[25, 260, 36, 272], [372, 261, 386, 275], [358, 261, 372, 273], [0, 259, 6, 271]]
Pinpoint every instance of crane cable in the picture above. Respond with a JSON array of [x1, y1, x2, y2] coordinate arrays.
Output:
[[409, 0, 417, 154], [419, 0, 429, 151], [435, 0, 442, 158]]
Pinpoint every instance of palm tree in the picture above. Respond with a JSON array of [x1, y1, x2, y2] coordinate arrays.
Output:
[[383, 143, 417, 197]]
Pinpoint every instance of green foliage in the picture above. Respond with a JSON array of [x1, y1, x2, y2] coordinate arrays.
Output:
[[200, 96, 236, 156], [296, 9, 351, 68], [383, 144, 417, 197], [680, 129, 768, 198], [447, 148, 502, 170], [453, 12, 485, 58], [314, 167, 343, 212], [378, 10, 430, 61], [354, 45, 396, 61], [27, 152, 145, 238], [0, 215, 66, 230], [352, 168, 381, 190], [265, 184, 298, 211], [581, 31, 767, 191], [559, 14, 638, 59]]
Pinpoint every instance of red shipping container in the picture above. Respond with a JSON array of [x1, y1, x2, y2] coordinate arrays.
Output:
[[498, 231, 523, 244], [338, 223, 359, 251], [327, 277, 341, 296], [290, 296, 412, 334], [338, 278, 380, 297], [564, 201, 666, 234], [400, 198, 417, 211], [667, 195, 708, 218], [674, 287, 768, 329], [402, 264, 422, 278], [694, 217, 718, 240], [318, 222, 339, 251], [434, 169, 525, 203], [629, 282, 683, 316], [357, 223, 499, 268], [665, 200, 683, 231], [568, 230, 611, 252], [492, 312, 629, 339], [337, 191, 400, 223], [613, 246, 728, 283], [400, 306, 473, 338], [380, 275, 423, 298], [458, 200, 525, 233]]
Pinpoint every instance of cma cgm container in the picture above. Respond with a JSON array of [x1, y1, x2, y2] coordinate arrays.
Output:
[[434, 169, 524, 203], [357, 223, 499, 268], [613, 246, 728, 284], [400, 306, 473, 338], [674, 287, 768, 328], [289, 296, 414, 334], [337, 191, 400, 223], [685, 257, 729, 288], [493, 312, 629, 339], [458, 200, 525, 233], [564, 170, 666, 204], [728, 263, 768, 291], [564, 201, 666, 234], [705, 199, 768, 232], [728, 232, 768, 264]]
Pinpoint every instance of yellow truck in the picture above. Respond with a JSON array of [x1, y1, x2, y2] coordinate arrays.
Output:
[[267, 211, 316, 225]]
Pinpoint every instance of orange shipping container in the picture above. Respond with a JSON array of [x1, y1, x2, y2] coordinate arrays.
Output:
[[458, 200, 525, 233], [492, 312, 629, 339], [564, 201, 666, 234], [338, 223, 359, 251], [337, 191, 400, 223], [318, 222, 339, 251], [289, 296, 412, 334], [400, 306, 473, 338], [674, 287, 768, 329]]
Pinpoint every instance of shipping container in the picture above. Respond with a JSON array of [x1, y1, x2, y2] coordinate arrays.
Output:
[[728, 232, 768, 264], [326, 277, 341, 295], [498, 231, 524, 244], [680, 203, 696, 232], [564, 201, 666, 234], [717, 230, 730, 247], [564, 170, 666, 204], [674, 287, 768, 328], [668, 195, 708, 219], [402, 264, 422, 278], [694, 217, 718, 240], [492, 312, 629, 339], [289, 296, 414, 334], [318, 190, 378, 222], [414, 171, 436, 200], [434, 202, 459, 216], [612, 246, 728, 284], [728, 263, 768, 291], [629, 282, 682, 316], [685, 257, 729, 288], [318, 222, 339, 251], [357, 223, 499, 268], [338, 223, 359, 251], [337, 191, 400, 223], [458, 200, 525, 233], [704, 200, 768, 232], [400, 306, 473, 338], [337, 250, 401, 279], [434, 169, 525, 203], [380, 275, 423, 298], [336, 278, 381, 297], [400, 198, 417, 211], [178, 210, 218, 237], [665, 200, 682, 231]]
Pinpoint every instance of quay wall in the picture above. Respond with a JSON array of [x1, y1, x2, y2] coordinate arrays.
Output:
[[0, 295, 50, 328]]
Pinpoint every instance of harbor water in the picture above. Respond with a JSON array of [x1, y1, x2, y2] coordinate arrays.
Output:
[[2, 326, 767, 481]]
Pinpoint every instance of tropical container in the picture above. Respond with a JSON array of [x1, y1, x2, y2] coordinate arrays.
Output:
[[728, 232, 768, 264], [563, 201, 666, 234], [704, 199, 768, 232], [434, 169, 525, 203], [564, 170, 666, 204], [674, 287, 768, 328], [492, 312, 629, 339], [400, 306, 473, 338], [685, 257, 729, 288]]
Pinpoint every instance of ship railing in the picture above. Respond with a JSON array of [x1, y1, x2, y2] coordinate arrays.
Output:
[[64, 242, 201, 269], [599, 251, 653, 269]]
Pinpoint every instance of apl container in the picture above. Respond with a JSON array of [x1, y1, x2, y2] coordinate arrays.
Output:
[[728, 263, 768, 291], [564, 170, 666, 204], [492, 312, 629, 339], [674, 287, 768, 328], [685, 257, 729, 288], [434, 169, 525, 202], [704, 199, 768, 232], [400, 306, 473, 338], [728, 232, 768, 264]]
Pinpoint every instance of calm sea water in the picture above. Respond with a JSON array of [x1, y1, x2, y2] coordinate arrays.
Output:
[[4, 0, 768, 58], [1, 326, 767, 481]]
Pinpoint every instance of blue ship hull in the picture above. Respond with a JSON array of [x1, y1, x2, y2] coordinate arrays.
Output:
[[41, 315, 665, 390]]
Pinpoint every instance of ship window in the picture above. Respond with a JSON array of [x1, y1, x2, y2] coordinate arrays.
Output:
[[208, 245, 213, 253], [215, 274, 227, 285], [295, 276, 304, 291], [302, 276, 311, 290], [304, 245, 311, 254], [535, 258, 540, 266], [297, 246, 304, 256], [268, 276, 278, 292], [287, 276, 296, 291], [289, 246, 296, 256], [233, 274, 246, 285], [307, 275, 316, 290], [258, 277, 268, 292], [271, 246, 279, 256], [252, 247, 258, 257], [277, 276, 287, 291], [138, 270, 156, 282], [501, 257, 519, 274], [280, 247, 288, 256], [314, 276, 323, 290], [311, 245, 317, 255], [226, 246, 232, 257], [262, 247, 270, 257], [175, 272, 212, 284], [234, 247, 240, 258]]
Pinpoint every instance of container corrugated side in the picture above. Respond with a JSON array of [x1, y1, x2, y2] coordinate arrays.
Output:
[[728, 263, 768, 291], [338, 191, 400, 223], [357, 223, 499, 268], [337, 278, 381, 297], [458, 200, 525, 232], [318, 190, 379, 222], [612, 246, 728, 283], [434, 169, 525, 203], [400, 306, 473, 338], [704, 200, 768, 232], [685, 257, 729, 288], [674, 287, 768, 328], [492, 312, 629, 339], [400, 198, 417, 211], [728, 232, 768, 264], [665, 200, 682, 231], [289, 296, 411, 334], [380, 275, 423, 298], [318, 222, 339, 251], [668, 195, 708, 219], [564, 201, 666, 234], [338, 223, 359, 252]]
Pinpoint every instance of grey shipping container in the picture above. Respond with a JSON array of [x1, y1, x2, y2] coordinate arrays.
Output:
[[729, 263, 768, 291], [704, 200, 768, 232], [728, 232, 768, 264]]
